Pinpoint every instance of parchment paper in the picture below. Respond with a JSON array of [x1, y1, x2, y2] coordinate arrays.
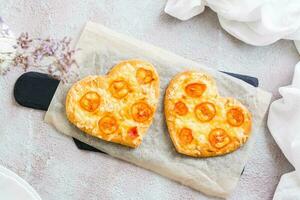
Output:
[[44, 21, 272, 198]]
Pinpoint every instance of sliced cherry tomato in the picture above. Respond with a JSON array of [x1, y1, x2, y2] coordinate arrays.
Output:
[[109, 80, 130, 99], [179, 128, 193, 144], [194, 102, 216, 122], [128, 127, 138, 138], [209, 128, 231, 149], [131, 102, 153, 123], [136, 68, 154, 84], [98, 115, 118, 134], [79, 91, 100, 112], [185, 83, 206, 98], [174, 101, 188, 116], [227, 108, 244, 127]]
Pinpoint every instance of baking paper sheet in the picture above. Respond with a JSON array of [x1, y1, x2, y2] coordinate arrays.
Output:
[[45, 21, 272, 198]]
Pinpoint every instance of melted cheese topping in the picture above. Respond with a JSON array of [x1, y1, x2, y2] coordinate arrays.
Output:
[[165, 71, 252, 157], [66, 60, 159, 148]]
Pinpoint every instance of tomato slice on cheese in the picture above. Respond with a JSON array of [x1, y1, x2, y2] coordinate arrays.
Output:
[[185, 83, 206, 97], [99, 115, 118, 134], [209, 128, 231, 149], [109, 80, 130, 99], [179, 128, 193, 144], [227, 108, 244, 127], [131, 102, 153, 122], [136, 68, 154, 84], [174, 101, 188, 116], [79, 91, 101, 112], [194, 102, 216, 122]]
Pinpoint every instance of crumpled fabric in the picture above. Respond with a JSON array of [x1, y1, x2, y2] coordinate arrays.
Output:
[[273, 171, 300, 200], [165, 0, 300, 47], [268, 61, 300, 199]]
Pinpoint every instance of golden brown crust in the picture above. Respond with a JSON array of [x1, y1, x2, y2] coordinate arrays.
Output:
[[66, 59, 159, 148], [164, 71, 252, 157]]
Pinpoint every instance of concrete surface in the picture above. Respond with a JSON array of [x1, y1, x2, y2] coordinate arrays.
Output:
[[0, 1, 298, 199]]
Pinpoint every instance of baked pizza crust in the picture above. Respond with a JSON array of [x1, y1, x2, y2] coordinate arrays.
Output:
[[165, 71, 252, 157], [66, 60, 159, 148]]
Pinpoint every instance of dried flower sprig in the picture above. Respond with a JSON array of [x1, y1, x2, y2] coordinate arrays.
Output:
[[1, 32, 79, 83]]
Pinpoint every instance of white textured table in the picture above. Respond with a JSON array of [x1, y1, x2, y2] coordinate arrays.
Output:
[[0, 1, 298, 199]]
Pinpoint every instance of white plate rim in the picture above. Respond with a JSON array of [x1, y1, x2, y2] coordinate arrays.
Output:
[[0, 165, 41, 200]]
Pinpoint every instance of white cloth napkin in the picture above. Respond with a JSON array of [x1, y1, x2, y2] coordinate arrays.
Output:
[[268, 62, 300, 199], [273, 172, 300, 200], [165, 0, 300, 47]]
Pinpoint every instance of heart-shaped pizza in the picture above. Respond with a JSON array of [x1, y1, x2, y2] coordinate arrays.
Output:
[[164, 71, 252, 157], [66, 60, 159, 148]]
